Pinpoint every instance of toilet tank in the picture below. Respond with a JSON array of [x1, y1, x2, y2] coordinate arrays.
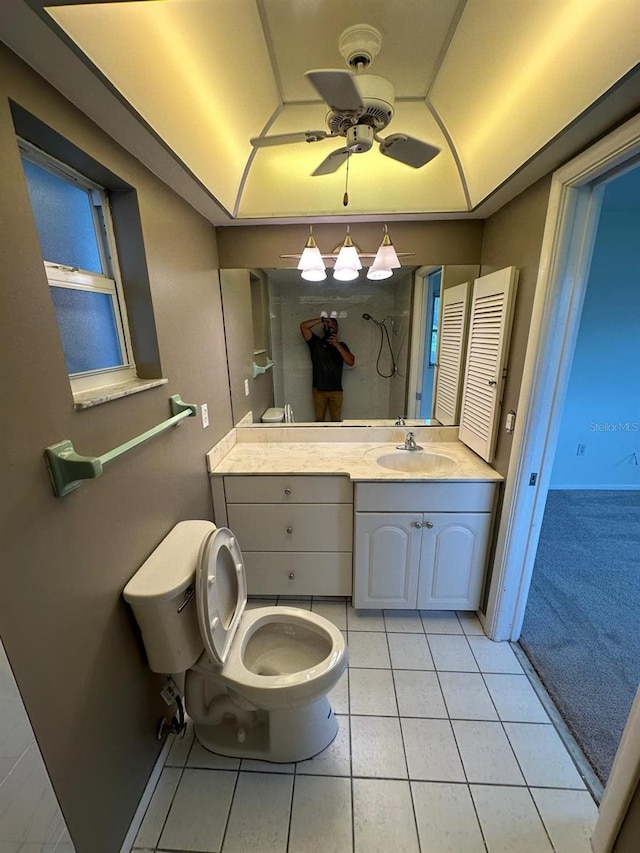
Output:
[[123, 520, 215, 673]]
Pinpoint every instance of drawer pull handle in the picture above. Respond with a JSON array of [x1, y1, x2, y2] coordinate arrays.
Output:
[[424, 520, 434, 529], [284, 487, 292, 495], [286, 526, 293, 534], [289, 572, 295, 580]]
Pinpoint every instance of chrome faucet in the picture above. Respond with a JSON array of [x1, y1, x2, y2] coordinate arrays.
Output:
[[397, 431, 423, 451], [394, 416, 406, 426]]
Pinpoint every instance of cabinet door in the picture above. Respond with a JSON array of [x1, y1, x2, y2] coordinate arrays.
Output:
[[354, 513, 422, 609], [417, 513, 491, 610]]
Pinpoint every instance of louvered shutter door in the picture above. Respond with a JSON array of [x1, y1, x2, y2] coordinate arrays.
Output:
[[458, 267, 518, 463], [433, 281, 470, 425]]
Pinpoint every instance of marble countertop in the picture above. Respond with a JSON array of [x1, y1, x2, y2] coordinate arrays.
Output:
[[207, 435, 502, 483]]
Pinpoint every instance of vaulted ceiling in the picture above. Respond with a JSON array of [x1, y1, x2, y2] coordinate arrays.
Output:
[[4, 0, 640, 224]]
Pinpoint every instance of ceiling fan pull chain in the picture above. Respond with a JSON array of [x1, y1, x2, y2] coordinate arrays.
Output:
[[343, 152, 350, 207]]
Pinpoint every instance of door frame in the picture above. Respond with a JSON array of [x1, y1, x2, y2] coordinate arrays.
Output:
[[484, 111, 640, 643]]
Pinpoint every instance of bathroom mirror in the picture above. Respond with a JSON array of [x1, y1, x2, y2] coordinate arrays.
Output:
[[220, 265, 479, 426]]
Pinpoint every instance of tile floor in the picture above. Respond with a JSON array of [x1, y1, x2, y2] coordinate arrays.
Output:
[[131, 599, 598, 853]]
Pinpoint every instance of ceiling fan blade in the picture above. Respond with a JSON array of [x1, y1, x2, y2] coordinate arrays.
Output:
[[312, 147, 350, 176], [378, 134, 440, 168], [250, 130, 329, 148], [305, 69, 363, 113]]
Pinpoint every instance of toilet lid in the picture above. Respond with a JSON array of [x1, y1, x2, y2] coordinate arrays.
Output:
[[196, 527, 247, 665]]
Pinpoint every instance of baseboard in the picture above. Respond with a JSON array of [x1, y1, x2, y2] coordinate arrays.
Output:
[[548, 484, 640, 491], [119, 734, 174, 853]]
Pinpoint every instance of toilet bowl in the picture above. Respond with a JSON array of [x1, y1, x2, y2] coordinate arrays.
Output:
[[123, 520, 347, 763]]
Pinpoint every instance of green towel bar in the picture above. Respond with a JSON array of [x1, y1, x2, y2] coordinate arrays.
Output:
[[252, 358, 275, 378], [44, 394, 197, 497]]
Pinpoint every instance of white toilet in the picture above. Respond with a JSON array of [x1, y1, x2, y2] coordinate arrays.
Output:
[[123, 520, 347, 763]]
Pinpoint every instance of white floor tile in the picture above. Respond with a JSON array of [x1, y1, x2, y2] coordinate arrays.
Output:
[[277, 598, 312, 609], [221, 772, 292, 853], [289, 775, 353, 853], [351, 715, 407, 779], [393, 670, 447, 718], [353, 779, 419, 853], [328, 669, 349, 714], [239, 758, 295, 774], [427, 634, 478, 672], [401, 718, 465, 782], [467, 636, 523, 673], [383, 609, 425, 632], [438, 672, 499, 720], [245, 597, 278, 609], [420, 611, 464, 634], [456, 611, 486, 635], [349, 668, 397, 715], [484, 674, 549, 723], [411, 782, 485, 852], [504, 723, 585, 789], [471, 785, 553, 853], [347, 631, 391, 668], [159, 768, 236, 852], [531, 788, 598, 853], [346, 608, 386, 631], [134, 767, 181, 849], [452, 720, 525, 785], [187, 740, 240, 770], [296, 716, 351, 777], [388, 633, 434, 670], [311, 600, 347, 629], [166, 721, 195, 767]]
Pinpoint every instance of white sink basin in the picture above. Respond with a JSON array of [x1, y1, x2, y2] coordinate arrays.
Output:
[[367, 449, 457, 475]]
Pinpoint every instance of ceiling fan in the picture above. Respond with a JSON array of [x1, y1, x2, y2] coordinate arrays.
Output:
[[250, 24, 440, 176]]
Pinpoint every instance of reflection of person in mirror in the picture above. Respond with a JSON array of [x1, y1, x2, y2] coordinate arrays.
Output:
[[300, 315, 355, 422]]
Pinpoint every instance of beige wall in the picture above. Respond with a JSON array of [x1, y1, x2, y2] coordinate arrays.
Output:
[[0, 46, 232, 853], [479, 175, 554, 477]]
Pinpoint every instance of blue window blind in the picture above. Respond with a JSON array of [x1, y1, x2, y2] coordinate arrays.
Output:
[[22, 158, 103, 273], [50, 288, 123, 374]]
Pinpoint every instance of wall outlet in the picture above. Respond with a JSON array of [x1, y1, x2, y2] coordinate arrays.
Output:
[[577, 443, 586, 456], [244, 378, 250, 396], [201, 403, 209, 429]]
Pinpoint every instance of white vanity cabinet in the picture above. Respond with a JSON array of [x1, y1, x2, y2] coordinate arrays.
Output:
[[211, 475, 353, 597], [353, 482, 496, 610]]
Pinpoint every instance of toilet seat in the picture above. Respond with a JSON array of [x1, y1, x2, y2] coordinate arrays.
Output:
[[196, 527, 247, 665], [193, 605, 346, 710]]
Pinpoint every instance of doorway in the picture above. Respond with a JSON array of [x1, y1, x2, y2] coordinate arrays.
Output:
[[518, 163, 640, 785]]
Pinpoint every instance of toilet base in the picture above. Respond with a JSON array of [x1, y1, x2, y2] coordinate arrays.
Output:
[[193, 695, 339, 763]]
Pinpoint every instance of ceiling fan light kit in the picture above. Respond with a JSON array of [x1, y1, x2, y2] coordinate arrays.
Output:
[[250, 24, 441, 180]]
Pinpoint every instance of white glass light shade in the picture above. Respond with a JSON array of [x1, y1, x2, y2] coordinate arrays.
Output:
[[367, 228, 401, 280], [301, 267, 327, 281], [333, 232, 361, 281]]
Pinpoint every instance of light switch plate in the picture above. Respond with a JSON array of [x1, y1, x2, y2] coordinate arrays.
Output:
[[201, 403, 209, 428]]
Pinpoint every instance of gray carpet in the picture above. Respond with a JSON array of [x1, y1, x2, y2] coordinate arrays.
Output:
[[519, 489, 640, 784]]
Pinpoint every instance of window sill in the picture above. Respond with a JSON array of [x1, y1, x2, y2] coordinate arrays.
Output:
[[73, 377, 168, 410]]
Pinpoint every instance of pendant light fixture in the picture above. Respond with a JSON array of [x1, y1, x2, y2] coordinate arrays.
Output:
[[367, 225, 401, 280], [297, 226, 326, 281], [332, 226, 362, 281]]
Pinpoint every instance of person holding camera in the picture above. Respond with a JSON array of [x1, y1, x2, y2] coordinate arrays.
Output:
[[300, 313, 355, 422]]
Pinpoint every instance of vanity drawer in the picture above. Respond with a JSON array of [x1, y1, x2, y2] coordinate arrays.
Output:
[[244, 552, 353, 596], [227, 504, 353, 552], [355, 482, 496, 513], [224, 475, 352, 505]]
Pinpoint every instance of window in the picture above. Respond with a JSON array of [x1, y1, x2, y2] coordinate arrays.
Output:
[[20, 141, 136, 394], [429, 292, 440, 366]]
